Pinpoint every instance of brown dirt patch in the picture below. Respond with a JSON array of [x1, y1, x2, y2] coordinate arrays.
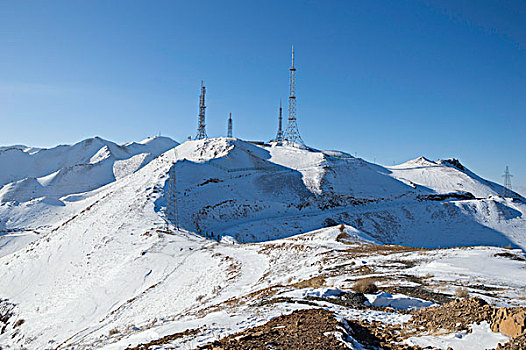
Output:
[[125, 328, 200, 349], [290, 276, 326, 289], [198, 309, 350, 350], [199, 308, 424, 350]]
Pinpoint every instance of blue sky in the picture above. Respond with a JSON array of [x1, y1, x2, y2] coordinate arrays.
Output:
[[1, 0, 525, 194]]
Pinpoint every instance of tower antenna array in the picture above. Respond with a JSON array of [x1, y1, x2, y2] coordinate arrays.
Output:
[[274, 99, 284, 142], [196, 81, 208, 140], [227, 112, 233, 138], [502, 166, 513, 198], [283, 45, 304, 145]]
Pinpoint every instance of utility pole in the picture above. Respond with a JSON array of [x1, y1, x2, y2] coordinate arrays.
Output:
[[283, 45, 304, 145], [195, 81, 208, 140], [227, 113, 233, 138]]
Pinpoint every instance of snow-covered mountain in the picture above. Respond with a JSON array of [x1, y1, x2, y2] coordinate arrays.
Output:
[[0, 136, 525, 349], [1, 136, 524, 250], [0, 136, 177, 235], [147, 138, 523, 249], [0, 136, 178, 200]]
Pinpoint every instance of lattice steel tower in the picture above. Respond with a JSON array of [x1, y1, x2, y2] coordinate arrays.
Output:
[[283, 45, 304, 145], [274, 100, 284, 142], [195, 81, 208, 140], [502, 166, 513, 198], [227, 113, 233, 138]]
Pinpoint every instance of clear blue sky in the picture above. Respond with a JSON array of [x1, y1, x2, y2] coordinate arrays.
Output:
[[1, 0, 525, 194]]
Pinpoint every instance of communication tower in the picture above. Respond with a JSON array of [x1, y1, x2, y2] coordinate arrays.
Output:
[[274, 100, 284, 142], [283, 45, 304, 145], [227, 113, 233, 138], [195, 81, 207, 140]]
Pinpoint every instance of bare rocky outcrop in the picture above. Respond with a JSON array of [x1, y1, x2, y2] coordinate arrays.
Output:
[[497, 333, 526, 350], [407, 297, 493, 334], [492, 307, 526, 338], [198, 309, 353, 350], [198, 308, 422, 350], [406, 296, 526, 349]]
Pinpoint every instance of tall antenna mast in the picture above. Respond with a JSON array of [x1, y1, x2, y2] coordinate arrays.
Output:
[[274, 100, 284, 142], [502, 165, 513, 198], [283, 45, 304, 145], [227, 112, 233, 138], [196, 81, 208, 140]]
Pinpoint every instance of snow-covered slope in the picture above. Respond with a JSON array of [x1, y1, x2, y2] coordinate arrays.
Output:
[[0, 136, 525, 349], [152, 138, 524, 248], [388, 156, 508, 198], [0, 136, 177, 230], [1, 137, 524, 248]]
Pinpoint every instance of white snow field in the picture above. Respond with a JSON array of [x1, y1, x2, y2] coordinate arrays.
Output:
[[405, 321, 509, 350], [0, 136, 525, 349]]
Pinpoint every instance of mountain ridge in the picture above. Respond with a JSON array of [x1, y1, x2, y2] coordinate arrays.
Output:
[[1, 136, 523, 248]]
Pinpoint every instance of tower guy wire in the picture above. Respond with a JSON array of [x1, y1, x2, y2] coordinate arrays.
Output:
[[195, 81, 208, 140], [283, 45, 304, 145]]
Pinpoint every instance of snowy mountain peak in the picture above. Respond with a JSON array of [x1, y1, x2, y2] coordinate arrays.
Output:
[[0, 136, 178, 205], [393, 156, 436, 168], [174, 137, 237, 162], [137, 135, 175, 145]]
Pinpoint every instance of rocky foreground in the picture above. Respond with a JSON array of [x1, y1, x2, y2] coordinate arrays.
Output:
[[127, 296, 526, 350]]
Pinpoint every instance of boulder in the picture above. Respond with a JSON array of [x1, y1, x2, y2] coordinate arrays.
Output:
[[491, 308, 526, 338]]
